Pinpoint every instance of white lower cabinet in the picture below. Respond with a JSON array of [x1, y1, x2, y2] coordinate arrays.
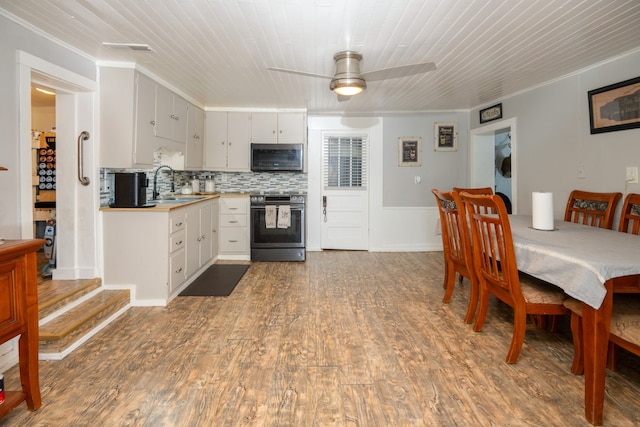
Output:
[[218, 196, 249, 259], [168, 211, 187, 293], [102, 198, 216, 305], [186, 200, 214, 277]]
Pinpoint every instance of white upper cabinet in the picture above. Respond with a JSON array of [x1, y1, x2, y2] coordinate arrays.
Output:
[[250, 112, 306, 143], [204, 112, 250, 171], [185, 103, 205, 170], [100, 68, 157, 168], [133, 73, 157, 165], [155, 84, 188, 144]]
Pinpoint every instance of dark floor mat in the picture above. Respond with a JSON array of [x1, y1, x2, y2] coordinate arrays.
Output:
[[178, 264, 250, 296]]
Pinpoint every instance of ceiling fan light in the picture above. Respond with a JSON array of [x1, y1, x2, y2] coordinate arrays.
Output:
[[331, 78, 366, 96]]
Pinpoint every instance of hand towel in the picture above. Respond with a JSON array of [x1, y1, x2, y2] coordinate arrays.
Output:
[[277, 205, 291, 228], [265, 205, 277, 228]]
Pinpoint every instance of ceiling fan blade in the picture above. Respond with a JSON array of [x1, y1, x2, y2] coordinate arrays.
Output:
[[267, 67, 333, 79], [362, 62, 436, 82]]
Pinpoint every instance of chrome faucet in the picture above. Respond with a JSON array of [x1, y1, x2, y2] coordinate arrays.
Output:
[[152, 165, 175, 199]]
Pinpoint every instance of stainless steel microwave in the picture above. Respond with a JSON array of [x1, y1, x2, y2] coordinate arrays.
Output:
[[250, 143, 304, 172]]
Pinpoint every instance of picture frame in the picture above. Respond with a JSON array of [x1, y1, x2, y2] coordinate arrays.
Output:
[[479, 103, 503, 124], [588, 76, 640, 134], [398, 137, 422, 166], [434, 122, 458, 152]]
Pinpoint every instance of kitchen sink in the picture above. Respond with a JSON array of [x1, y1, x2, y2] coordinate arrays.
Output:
[[149, 196, 206, 203]]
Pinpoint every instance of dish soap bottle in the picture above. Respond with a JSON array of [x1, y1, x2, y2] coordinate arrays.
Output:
[[205, 175, 215, 193], [190, 175, 200, 194]]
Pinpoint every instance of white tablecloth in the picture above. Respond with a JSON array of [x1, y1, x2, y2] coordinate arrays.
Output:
[[508, 215, 640, 309]]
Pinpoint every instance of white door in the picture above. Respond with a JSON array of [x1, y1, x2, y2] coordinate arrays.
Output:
[[320, 132, 369, 250]]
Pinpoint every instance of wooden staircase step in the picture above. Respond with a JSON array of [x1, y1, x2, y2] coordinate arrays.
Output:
[[38, 278, 102, 320], [39, 289, 130, 354]]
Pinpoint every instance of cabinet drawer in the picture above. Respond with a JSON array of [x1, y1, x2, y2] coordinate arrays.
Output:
[[220, 197, 247, 214], [219, 228, 248, 253], [169, 250, 186, 292], [170, 212, 186, 233], [219, 214, 247, 227], [170, 230, 186, 253]]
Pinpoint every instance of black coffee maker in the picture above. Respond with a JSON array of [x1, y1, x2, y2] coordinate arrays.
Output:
[[110, 172, 150, 208]]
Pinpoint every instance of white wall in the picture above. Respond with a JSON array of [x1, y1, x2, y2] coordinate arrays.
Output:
[[472, 49, 640, 225], [307, 116, 443, 252]]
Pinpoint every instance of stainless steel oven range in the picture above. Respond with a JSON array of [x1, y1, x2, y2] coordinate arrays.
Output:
[[250, 193, 305, 261]]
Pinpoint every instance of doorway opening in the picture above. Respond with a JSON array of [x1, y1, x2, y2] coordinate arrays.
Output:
[[31, 83, 57, 277], [19, 51, 99, 280], [470, 117, 517, 214]]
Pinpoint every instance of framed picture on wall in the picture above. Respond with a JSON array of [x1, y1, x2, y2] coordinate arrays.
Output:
[[434, 122, 458, 152], [398, 137, 422, 166], [588, 76, 640, 134], [479, 103, 503, 123]]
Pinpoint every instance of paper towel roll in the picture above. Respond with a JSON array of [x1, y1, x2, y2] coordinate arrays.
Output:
[[532, 191, 554, 230]]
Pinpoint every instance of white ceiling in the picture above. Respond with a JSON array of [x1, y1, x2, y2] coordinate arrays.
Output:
[[3, 0, 640, 114]]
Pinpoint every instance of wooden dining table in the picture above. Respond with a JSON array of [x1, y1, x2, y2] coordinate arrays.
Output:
[[508, 215, 640, 425]]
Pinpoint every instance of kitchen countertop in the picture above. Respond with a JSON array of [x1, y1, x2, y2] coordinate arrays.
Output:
[[100, 192, 249, 212]]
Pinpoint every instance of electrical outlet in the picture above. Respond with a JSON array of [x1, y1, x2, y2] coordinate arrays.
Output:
[[626, 167, 638, 184]]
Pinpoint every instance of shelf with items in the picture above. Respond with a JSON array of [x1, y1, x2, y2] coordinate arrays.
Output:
[[32, 133, 56, 239]]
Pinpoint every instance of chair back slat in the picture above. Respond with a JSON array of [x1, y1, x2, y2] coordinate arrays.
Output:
[[564, 190, 622, 230]]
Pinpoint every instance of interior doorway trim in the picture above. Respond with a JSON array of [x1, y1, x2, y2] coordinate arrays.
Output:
[[18, 51, 99, 280], [18, 51, 96, 237], [470, 117, 518, 213]]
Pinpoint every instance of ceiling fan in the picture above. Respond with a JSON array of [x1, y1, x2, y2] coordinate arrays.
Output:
[[268, 51, 436, 101]]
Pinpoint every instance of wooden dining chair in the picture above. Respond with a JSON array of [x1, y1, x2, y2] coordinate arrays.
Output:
[[450, 187, 494, 282], [432, 189, 478, 323], [461, 192, 568, 363], [618, 193, 640, 235], [564, 295, 640, 375], [452, 187, 493, 195], [564, 190, 622, 229]]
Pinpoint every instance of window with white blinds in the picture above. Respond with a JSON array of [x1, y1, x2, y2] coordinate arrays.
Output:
[[323, 134, 368, 189]]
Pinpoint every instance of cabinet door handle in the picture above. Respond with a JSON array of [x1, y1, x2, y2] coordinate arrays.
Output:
[[201, 234, 206, 239], [150, 120, 156, 125], [229, 220, 238, 224], [175, 221, 183, 227], [176, 267, 183, 273], [176, 240, 183, 246], [229, 240, 238, 243]]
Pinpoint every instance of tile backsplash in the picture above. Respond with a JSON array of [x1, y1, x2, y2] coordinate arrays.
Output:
[[100, 169, 308, 206]]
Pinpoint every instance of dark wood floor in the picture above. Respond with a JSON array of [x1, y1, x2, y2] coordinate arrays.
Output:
[[3, 251, 640, 426]]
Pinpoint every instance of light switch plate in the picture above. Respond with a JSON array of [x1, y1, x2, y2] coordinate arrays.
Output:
[[626, 167, 638, 184]]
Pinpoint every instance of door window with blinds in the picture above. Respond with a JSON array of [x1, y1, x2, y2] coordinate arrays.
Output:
[[323, 134, 368, 189]]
